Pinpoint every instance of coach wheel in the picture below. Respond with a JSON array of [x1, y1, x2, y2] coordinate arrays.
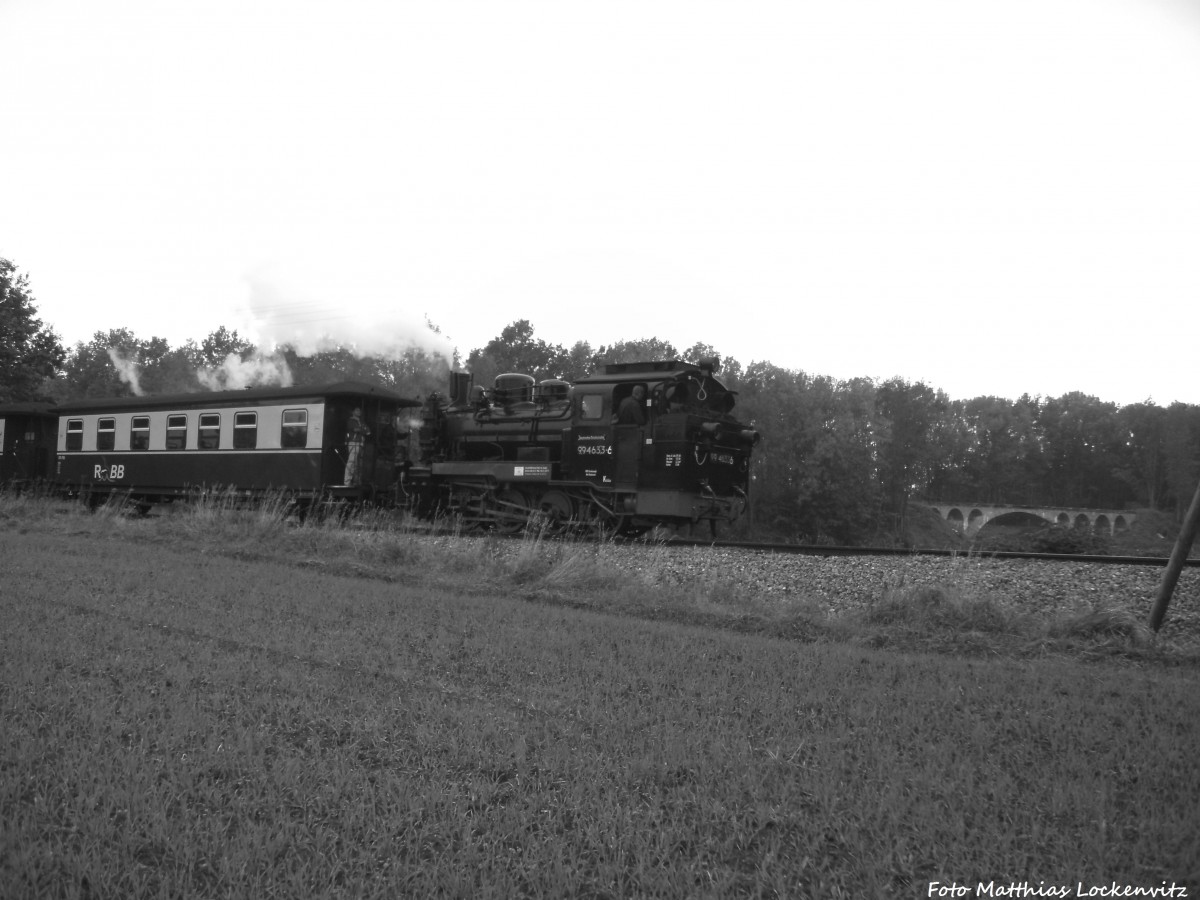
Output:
[[294, 500, 313, 524]]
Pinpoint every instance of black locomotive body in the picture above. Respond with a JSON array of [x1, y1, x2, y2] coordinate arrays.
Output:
[[412, 359, 759, 534]]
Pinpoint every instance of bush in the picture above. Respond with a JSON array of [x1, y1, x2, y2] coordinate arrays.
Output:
[[1029, 524, 1111, 555]]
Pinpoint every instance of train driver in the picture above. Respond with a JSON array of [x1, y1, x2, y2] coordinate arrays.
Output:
[[615, 384, 647, 426]]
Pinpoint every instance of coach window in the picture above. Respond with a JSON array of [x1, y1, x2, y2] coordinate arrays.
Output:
[[233, 411, 258, 449], [96, 418, 116, 451], [198, 413, 221, 450], [166, 414, 187, 450], [130, 416, 151, 450], [579, 394, 604, 420], [281, 409, 308, 448], [65, 419, 84, 451]]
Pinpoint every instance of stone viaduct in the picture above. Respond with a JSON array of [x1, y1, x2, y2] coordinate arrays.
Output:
[[922, 503, 1136, 537]]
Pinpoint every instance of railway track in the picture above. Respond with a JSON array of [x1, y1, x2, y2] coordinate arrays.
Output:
[[660, 537, 1200, 567]]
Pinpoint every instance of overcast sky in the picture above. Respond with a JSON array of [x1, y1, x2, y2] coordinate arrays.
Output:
[[3, 0, 1198, 405]]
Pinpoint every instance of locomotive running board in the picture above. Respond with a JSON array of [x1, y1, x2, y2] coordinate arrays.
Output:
[[430, 461, 553, 482]]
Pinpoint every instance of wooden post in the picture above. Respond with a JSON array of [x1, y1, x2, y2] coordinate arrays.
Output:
[[1149, 476, 1200, 631]]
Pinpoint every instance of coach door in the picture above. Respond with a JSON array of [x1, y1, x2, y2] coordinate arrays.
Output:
[[330, 397, 404, 490]]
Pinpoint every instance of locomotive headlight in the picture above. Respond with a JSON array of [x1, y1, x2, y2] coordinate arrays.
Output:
[[697, 422, 758, 446], [736, 428, 761, 447]]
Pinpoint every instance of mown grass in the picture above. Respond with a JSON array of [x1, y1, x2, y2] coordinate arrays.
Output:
[[2, 491, 1199, 898]]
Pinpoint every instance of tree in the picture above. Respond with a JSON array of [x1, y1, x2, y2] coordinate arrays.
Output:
[[875, 378, 949, 536], [1162, 402, 1200, 521], [199, 326, 254, 367], [591, 337, 678, 368], [466, 320, 569, 384], [1115, 401, 1168, 509], [733, 364, 880, 544], [680, 342, 743, 387], [54, 328, 215, 399], [282, 346, 379, 386], [139, 335, 205, 394], [1036, 392, 1127, 508], [0, 258, 66, 402], [943, 395, 1043, 505], [58, 328, 146, 399], [560, 341, 595, 382]]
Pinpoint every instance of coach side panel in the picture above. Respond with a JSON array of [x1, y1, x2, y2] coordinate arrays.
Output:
[[55, 402, 330, 497]]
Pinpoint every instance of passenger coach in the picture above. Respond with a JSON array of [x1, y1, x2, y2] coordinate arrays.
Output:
[[54, 382, 420, 509]]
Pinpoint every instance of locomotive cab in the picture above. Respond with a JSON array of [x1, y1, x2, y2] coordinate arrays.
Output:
[[564, 360, 758, 529]]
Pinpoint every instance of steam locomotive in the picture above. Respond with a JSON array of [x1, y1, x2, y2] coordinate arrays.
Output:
[[410, 358, 759, 535], [1, 359, 759, 534]]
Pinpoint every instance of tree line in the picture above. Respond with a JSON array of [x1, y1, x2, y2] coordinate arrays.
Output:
[[4, 258, 1199, 541]]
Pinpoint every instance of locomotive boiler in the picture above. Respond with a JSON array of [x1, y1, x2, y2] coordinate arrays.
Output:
[[410, 358, 760, 535]]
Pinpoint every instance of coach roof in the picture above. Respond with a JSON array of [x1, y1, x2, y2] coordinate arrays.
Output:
[[52, 381, 421, 414]]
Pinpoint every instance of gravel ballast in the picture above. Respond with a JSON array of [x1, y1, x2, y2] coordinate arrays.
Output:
[[615, 544, 1200, 650]]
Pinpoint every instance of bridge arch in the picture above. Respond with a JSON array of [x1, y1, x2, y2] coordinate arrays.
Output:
[[984, 511, 1050, 531], [924, 503, 1135, 538]]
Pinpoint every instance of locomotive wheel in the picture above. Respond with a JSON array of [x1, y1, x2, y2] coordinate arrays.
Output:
[[493, 488, 528, 534], [579, 500, 625, 539], [535, 491, 575, 535]]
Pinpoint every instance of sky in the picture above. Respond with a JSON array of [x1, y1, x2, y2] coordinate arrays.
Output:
[[2, 0, 1199, 406]]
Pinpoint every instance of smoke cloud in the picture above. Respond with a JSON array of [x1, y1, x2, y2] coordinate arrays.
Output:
[[240, 268, 457, 365], [106, 347, 145, 396], [99, 267, 456, 398], [197, 352, 294, 391]]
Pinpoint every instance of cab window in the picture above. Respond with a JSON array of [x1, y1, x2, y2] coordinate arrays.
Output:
[[579, 394, 604, 420]]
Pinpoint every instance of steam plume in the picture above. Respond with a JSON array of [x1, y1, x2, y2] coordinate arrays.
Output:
[[106, 348, 145, 396], [239, 268, 456, 364], [197, 352, 294, 391]]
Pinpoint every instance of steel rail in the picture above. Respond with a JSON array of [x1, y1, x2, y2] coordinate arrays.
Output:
[[655, 538, 1200, 567]]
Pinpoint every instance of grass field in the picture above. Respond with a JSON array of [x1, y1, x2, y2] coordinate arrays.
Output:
[[2, 496, 1199, 898]]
